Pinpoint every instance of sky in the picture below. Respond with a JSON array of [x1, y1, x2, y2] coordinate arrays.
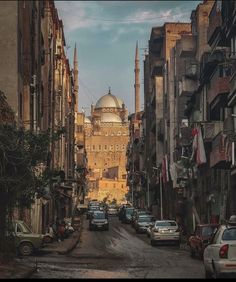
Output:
[[55, 0, 201, 115]]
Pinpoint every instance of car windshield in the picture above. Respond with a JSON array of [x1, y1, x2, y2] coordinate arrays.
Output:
[[90, 206, 100, 210], [125, 208, 134, 215], [93, 212, 106, 219], [222, 228, 236, 240], [138, 217, 155, 223], [155, 221, 177, 227], [201, 226, 217, 237]]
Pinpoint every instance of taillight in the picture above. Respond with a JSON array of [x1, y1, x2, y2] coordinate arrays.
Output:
[[219, 244, 229, 259]]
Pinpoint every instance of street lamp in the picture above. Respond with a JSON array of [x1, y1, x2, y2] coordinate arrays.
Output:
[[153, 166, 163, 220]]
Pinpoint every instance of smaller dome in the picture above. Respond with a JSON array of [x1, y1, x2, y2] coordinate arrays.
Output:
[[84, 117, 91, 123], [100, 112, 122, 123]]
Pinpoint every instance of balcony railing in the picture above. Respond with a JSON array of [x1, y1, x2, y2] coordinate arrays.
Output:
[[228, 70, 236, 106], [208, 65, 231, 105], [202, 121, 224, 142]]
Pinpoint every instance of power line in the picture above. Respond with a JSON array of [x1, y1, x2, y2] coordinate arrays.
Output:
[[78, 12, 190, 23], [79, 78, 97, 102]]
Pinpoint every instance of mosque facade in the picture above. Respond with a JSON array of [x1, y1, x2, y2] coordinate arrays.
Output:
[[84, 89, 129, 204]]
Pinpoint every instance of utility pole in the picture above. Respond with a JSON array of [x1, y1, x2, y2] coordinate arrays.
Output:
[[153, 166, 163, 220]]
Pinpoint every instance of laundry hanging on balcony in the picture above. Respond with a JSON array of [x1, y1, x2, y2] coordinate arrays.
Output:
[[190, 126, 206, 166]]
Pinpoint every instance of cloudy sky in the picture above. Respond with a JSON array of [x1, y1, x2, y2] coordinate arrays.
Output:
[[55, 0, 201, 115]]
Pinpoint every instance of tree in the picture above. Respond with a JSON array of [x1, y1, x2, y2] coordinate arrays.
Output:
[[0, 124, 50, 256]]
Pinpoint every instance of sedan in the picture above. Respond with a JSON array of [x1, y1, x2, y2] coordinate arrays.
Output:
[[150, 220, 180, 246], [188, 223, 219, 259], [89, 211, 109, 231], [203, 224, 236, 278], [134, 215, 155, 234], [9, 220, 44, 256]]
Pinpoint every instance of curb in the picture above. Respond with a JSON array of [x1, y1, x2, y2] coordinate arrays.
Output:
[[57, 217, 84, 255]]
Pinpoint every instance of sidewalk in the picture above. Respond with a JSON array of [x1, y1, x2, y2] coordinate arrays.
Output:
[[0, 217, 83, 279]]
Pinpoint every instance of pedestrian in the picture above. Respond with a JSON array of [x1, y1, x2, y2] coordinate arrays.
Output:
[[58, 221, 66, 242]]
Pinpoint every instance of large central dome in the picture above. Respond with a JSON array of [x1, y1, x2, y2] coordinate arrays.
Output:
[[95, 89, 124, 109]]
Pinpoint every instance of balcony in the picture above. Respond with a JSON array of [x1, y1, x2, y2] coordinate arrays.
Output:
[[178, 34, 196, 58], [151, 58, 164, 77], [202, 121, 224, 142], [210, 132, 230, 169], [185, 59, 199, 79], [179, 76, 198, 96], [207, 1, 222, 46], [200, 51, 225, 83], [208, 65, 231, 106]]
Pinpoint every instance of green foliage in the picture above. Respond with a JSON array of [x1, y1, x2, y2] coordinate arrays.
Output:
[[0, 124, 52, 254]]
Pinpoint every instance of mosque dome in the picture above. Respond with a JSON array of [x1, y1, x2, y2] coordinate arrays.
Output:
[[100, 112, 122, 123], [95, 89, 124, 109]]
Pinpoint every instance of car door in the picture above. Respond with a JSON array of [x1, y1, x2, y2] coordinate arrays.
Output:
[[204, 227, 221, 272]]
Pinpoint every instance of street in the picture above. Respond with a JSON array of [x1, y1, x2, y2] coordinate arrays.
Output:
[[17, 215, 205, 279]]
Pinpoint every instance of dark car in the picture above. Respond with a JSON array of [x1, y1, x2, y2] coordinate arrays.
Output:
[[134, 215, 156, 233], [86, 205, 100, 219], [121, 207, 135, 224], [89, 211, 109, 231], [118, 204, 132, 220], [131, 209, 151, 227], [188, 223, 219, 259]]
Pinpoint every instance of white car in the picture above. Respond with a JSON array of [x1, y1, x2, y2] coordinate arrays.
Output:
[[150, 220, 180, 246], [203, 220, 236, 278]]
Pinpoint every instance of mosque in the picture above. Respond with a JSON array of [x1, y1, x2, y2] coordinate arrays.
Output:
[[84, 88, 129, 204]]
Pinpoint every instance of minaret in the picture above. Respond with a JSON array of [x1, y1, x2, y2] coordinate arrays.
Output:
[[73, 43, 79, 113], [134, 41, 140, 115]]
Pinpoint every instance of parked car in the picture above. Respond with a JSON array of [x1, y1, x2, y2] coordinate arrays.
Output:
[[121, 207, 135, 224], [86, 205, 100, 219], [9, 220, 44, 256], [107, 205, 118, 216], [89, 211, 109, 231], [203, 216, 236, 278], [150, 220, 180, 246], [188, 223, 219, 259], [118, 204, 132, 220], [131, 209, 151, 227], [134, 215, 156, 234]]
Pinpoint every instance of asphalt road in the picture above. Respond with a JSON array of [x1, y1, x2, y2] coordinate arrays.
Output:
[[20, 215, 205, 278]]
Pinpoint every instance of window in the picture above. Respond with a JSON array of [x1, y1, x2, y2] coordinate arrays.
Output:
[[116, 144, 119, 151], [104, 145, 107, 151], [98, 145, 101, 151], [77, 125, 83, 133], [92, 145, 95, 151]]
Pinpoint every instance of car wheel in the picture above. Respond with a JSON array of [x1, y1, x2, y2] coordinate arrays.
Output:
[[19, 242, 34, 256]]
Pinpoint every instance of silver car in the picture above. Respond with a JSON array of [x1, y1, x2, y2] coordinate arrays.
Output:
[[203, 223, 236, 278], [150, 220, 180, 246]]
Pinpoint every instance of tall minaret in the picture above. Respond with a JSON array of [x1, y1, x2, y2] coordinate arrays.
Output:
[[73, 43, 79, 113], [134, 41, 140, 115]]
